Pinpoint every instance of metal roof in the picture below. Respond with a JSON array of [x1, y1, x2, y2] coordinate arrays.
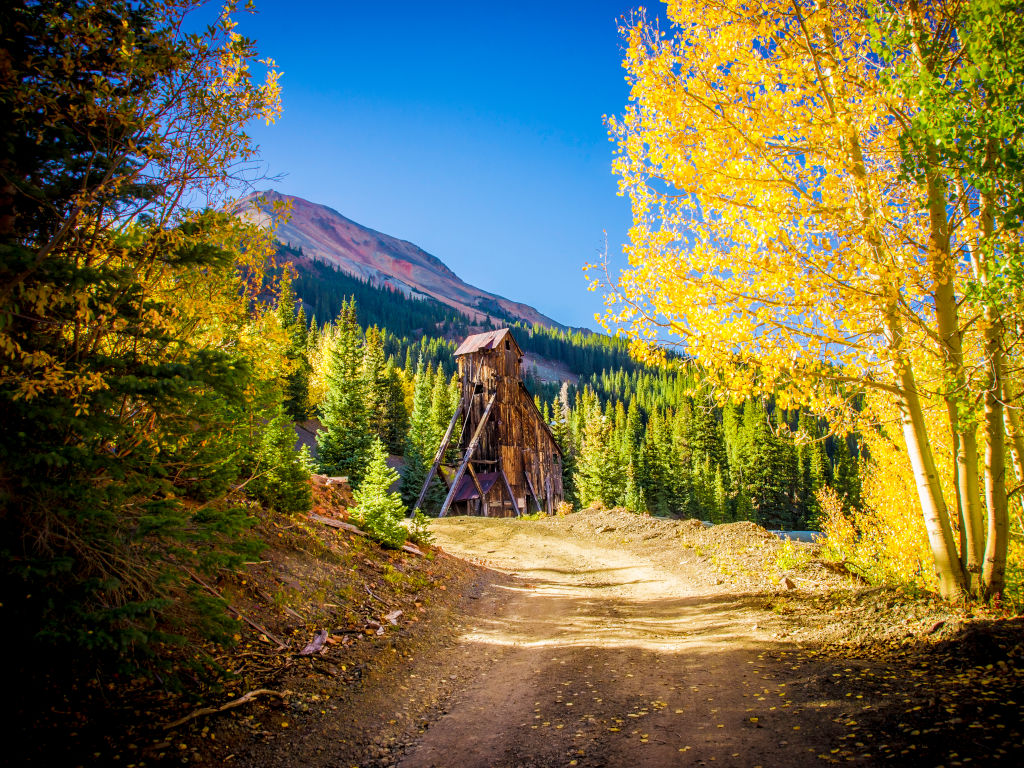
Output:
[[454, 328, 517, 356], [451, 471, 501, 502]]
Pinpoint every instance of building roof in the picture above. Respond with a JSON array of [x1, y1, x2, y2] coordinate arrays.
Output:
[[451, 471, 501, 502], [293, 417, 323, 457], [454, 328, 520, 357]]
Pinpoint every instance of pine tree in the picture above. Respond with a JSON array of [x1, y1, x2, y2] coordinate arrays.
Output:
[[277, 269, 311, 420], [429, 363, 452, 448], [575, 404, 619, 508], [640, 409, 674, 517], [624, 460, 646, 513], [741, 400, 798, 529], [445, 371, 462, 463], [306, 314, 319, 353], [796, 412, 830, 527], [382, 360, 410, 454], [689, 398, 727, 473], [670, 405, 695, 516], [551, 382, 577, 505], [362, 325, 390, 445], [249, 406, 313, 515], [691, 457, 716, 521], [713, 465, 729, 523], [401, 360, 445, 512], [350, 438, 408, 548], [623, 399, 643, 466], [317, 299, 371, 486], [832, 436, 862, 511]]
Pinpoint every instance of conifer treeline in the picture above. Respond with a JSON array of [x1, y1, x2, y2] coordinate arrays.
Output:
[[283, 278, 861, 531], [549, 380, 861, 530]]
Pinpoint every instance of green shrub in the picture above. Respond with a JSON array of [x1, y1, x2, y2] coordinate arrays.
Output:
[[350, 438, 408, 548], [408, 509, 434, 546], [249, 407, 312, 515]]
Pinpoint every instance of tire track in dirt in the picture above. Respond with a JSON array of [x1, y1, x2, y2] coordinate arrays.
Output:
[[393, 517, 854, 768]]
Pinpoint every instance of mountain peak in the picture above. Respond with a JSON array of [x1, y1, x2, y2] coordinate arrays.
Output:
[[233, 191, 564, 329]]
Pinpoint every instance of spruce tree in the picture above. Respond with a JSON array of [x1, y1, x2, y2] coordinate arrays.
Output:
[[741, 400, 797, 529], [832, 436, 862, 510], [575, 405, 618, 508], [445, 371, 462, 463], [249, 406, 313, 515], [640, 409, 674, 516], [429, 363, 452, 447], [670, 405, 695, 516], [796, 412, 830, 527], [382, 360, 410, 454], [401, 360, 445, 512], [362, 325, 390, 445], [623, 460, 646, 513], [277, 269, 311, 420], [350, 437, 408, 548], [551, 384, 577, 506], [713, 466, 729, 523], [317, 299, 371, 486]]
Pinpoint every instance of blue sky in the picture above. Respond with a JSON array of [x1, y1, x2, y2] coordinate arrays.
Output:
[[236, 1, 663, 330]]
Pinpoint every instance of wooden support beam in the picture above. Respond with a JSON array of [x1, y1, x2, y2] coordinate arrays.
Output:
[[522, 468, 543, 514], [466, 462, 488, 516], [499, 468, 520, 518], [438, 393, 498, 518], [411, 402, 463, 516], [520, 448, 544, 514]]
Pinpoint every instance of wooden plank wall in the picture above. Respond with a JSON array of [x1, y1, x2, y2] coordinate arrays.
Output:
[[456, 337, 563, 516]]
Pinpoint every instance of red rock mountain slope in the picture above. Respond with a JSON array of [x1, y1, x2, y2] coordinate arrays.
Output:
[[234, 190, 563, 329]]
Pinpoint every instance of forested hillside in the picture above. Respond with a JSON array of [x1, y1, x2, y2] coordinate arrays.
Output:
[[6, 1, 1024, 765], [278, 265, 860, 532], [284, 247, 640, 380]]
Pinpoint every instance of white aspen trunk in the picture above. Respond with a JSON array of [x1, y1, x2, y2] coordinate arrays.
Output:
[[982, 362, 1008, 594], [957, 168, 1010, 596], [802, 1, 966, 599], [905, 0, 984, 592], [1004, 378, 1024, 510], [977, 184, 1008, 595], [888, 314, 968, 600], [922, 158, 984, 591]]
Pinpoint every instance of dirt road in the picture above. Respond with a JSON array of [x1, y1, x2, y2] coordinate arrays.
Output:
[[391, 516, 851, 768]]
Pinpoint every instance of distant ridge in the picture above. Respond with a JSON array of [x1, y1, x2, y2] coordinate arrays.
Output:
[[233, 190, 565, 330]]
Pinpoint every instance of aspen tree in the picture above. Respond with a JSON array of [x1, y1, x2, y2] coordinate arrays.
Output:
[[599, 0, 1022, 598]]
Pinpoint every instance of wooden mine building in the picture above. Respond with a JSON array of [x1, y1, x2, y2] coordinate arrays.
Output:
[[411, 328, 564, 517]]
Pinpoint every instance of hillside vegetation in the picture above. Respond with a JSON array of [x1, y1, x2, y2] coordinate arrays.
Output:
[[3, 0, 1024, 765]]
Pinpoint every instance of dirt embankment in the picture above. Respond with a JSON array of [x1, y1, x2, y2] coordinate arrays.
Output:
[[26, 508, 1023, 767]]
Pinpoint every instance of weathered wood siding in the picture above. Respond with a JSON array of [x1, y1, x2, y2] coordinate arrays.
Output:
[[455, 330, 563, 516]]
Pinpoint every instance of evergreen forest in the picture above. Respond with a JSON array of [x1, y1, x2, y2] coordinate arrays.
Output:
[[279, 264, 861, 532]]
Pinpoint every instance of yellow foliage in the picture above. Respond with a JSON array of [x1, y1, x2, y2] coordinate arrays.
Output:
[[817, 390, 1021, 596], [819, 436, 936, 592], [307, 322, 338, 411], [1005, 537, 1024, 611], [596, 0, 1024, 600]]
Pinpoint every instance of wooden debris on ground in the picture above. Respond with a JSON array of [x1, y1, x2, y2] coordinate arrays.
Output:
[[310, 513, 425, 556], [163, 689, 289, 730], [184, 566, 288, 651]]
